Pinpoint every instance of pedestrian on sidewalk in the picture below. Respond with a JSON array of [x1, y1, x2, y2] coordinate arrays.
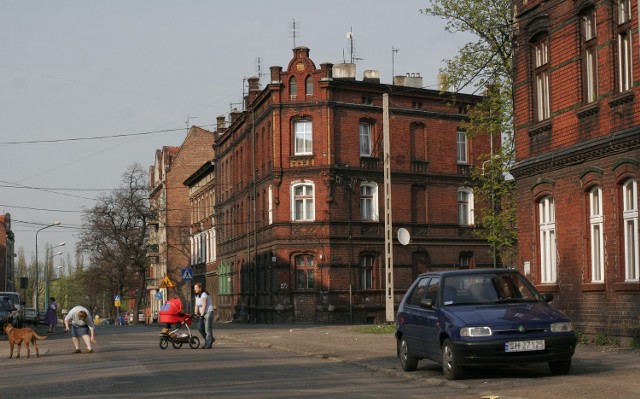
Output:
[[64, 305, 96, 353], [194, 282, 214, 349], [45, 297, 58, 333]]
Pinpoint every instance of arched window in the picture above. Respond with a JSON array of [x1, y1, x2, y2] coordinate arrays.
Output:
[[360, 182, 379, 221], [295, 254, 315, 289], [622, 179, 639, 281], [589, 186, 604, 282], [539, 196, 557, 283], [305, 75, 313, 95], [457, 188, 474, 226], [289, 76, 297, 97], [291, 181, 315, 221]]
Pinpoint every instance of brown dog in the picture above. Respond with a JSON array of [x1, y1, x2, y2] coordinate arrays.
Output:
[[3, 323, 48, 358]]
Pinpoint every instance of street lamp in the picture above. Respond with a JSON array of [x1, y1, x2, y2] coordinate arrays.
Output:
[[35, 221, 61, 315], [45, 245, 65, 310]]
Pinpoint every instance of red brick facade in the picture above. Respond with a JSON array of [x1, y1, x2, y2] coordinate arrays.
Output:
[[213, 47, 495, 323], [512, 0, 640, 344]]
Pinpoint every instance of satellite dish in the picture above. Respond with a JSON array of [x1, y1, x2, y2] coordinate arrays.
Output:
[[397, 228, 411, 246]]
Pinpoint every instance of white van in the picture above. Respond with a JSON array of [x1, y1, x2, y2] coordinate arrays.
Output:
[[0, 291, 24, 327]]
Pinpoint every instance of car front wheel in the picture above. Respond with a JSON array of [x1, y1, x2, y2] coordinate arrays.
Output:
[[399, 337, 418, 372], [549, 359, 572, 375], [441, 339, 463, 380]]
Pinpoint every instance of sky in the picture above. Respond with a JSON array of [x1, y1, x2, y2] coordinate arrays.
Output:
[[0, 0, 473, 267]]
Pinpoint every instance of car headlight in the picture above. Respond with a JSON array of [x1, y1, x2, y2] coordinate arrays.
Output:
[[550, 322, 573, 332], [460, 326, 493, 337]]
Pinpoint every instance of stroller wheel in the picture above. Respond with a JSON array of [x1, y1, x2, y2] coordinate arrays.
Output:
[[172, 341, 183, 349], [189, 336, 200, 349], [159, 337, 169, 350]]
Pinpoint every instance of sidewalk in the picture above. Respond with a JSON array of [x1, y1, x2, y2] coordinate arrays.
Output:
[[213, 322, 640, 393]]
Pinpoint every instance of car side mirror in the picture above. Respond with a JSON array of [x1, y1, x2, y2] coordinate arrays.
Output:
[[541, 293, 554, 303], [419, 298, 434, 309]]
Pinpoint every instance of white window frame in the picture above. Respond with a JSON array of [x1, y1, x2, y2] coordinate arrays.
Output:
[[361, 255, 374, 289], [534, 39, 551, 121], [623, 179, 639, 281], [360, 182, 379, 221], [617, 31, 633, 92], [291, 181, 315, 221], [539, 196, 557, 283], [590, 187, 604, 282], [268, 185, 273, 225], [294, 120, 313, 155], [582, 9, 598, 103], [456, 130, 468, 164], [457, 187, 474, 226], [359, 122, 372, 156], [618, 0, 631, 24], [295, 254, 315, 290]]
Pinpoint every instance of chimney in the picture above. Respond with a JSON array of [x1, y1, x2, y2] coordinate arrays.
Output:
[[246, 76, 261, 107], [394, 73, 423, 88], [216, 115, 227, 133], [438, 73, 450, 91], [270, 66, 282, 84], [333, 63, 356, 79], [363, 70, 380, 83], [320, 63, 333, 81]]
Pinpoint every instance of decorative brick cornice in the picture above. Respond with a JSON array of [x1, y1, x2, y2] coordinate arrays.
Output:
[[513, 126, 640, 178]]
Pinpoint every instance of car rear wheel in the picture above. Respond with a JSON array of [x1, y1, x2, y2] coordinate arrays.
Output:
[[399, 337, 418, 372], [549, 359, 572, 375], [442, 339, 463, 380]]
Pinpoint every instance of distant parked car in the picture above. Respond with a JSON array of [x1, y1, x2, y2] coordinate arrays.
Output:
[[24, 307, 38, 325], [396, 268, 577, 380], [116, 312, 128, 325], [0, 299, 17, 328]]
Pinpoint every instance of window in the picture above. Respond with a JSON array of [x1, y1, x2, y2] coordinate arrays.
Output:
[[582, 9, 598, 103], [268, 185, 273, 225], [289, 76, 297, 97], [361, 255, 374, 289], [360, 182, 379, 221], [294, 120, 312, 155], [359, 122, 372, 156], [291, 182, 315, 221], [617, 0, 633, 92], [295, 254, 315, 289], [622, 179, 639, 281], [459, 253, 472, 269], [533, 38, 551, 121], [305, 75, 313, 95], [589, 187, 604, 282], [456, 130, 468, 164], [457, 188, 474, 226], [539, 196, 557, 283]]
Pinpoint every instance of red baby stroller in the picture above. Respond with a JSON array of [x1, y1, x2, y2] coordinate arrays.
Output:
[[158, 297, 200, 350]]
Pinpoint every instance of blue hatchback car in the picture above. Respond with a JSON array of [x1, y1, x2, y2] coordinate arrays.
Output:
[[395, 268, 577, 380]]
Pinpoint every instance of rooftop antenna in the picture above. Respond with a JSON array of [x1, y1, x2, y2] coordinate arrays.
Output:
[[289, 19, 300, 48], [255, 57, 265, 80], [186, 115, 198, 131], [346, 28, 363, 64], [392, 46, 399, 80]]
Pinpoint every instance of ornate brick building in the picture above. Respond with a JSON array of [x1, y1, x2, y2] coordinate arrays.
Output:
[[512, 0, 640, 343], [212, 47, 495, 323]]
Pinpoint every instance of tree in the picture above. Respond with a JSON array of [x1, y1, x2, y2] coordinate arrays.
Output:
[[77, 163, 154, 322], [421, 0, 517, 266]]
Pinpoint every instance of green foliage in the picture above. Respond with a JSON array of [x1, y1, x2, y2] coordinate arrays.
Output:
[[421, 0, 517, 265], [353, 324, 396, 334], [575, 329, 590, 345], [595, 332, 620, 347]]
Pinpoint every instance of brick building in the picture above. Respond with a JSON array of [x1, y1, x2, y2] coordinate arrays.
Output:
[[212, 47, 496, 323], [147, 127, 215, 315], [0, 213, 16, 292], [512, 0, 640, 343]]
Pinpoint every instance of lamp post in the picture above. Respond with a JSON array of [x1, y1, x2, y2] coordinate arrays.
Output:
[[45, 245, 65, 310], [35, 221, 61, 315]]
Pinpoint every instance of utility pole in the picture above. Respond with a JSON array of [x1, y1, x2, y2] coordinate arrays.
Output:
[[383, 94, 394, 323]]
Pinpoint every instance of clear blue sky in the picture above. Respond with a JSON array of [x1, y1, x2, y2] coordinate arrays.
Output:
[[0, 0, 473, 265]]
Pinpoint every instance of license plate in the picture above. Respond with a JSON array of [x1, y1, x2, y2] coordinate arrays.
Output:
[[505, 340, 545, 352]]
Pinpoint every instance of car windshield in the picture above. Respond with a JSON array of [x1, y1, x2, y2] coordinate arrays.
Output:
[[442, 272, 539, 305]]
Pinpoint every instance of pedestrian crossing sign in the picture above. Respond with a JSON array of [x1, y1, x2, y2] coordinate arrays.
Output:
[[160, 275, 175, 288], [181, 268, 193, 281]]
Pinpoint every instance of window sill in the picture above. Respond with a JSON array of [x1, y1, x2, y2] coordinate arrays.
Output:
[[581, 282, 605, 292], [528, 120, 552, 137], [576, 102, 600, 119], [608, 91, 634, 107], [611, 282, 640, 291]]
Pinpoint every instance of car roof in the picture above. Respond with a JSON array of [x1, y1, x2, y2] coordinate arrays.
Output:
[[416, 268, 519, 279]]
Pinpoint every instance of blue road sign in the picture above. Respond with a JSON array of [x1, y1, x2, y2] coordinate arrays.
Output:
[[181, 268, 193, 281]]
